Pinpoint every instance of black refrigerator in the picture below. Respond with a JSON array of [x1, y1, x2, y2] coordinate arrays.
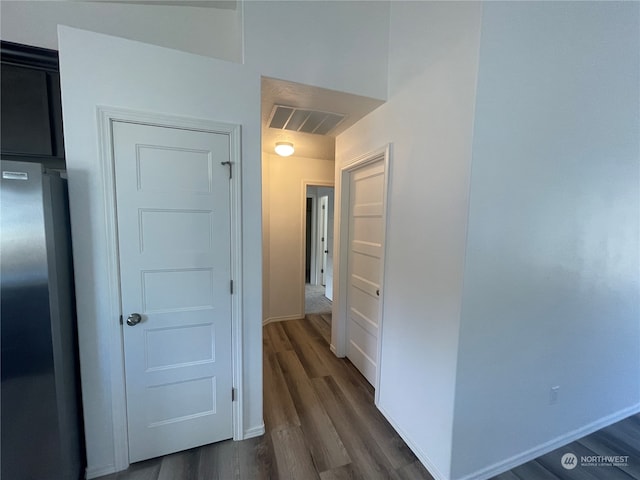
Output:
[[1, 159, 84, 480]]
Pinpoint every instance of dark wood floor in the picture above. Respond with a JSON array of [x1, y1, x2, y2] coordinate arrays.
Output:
[[492, 412, 640, 480], [262, 314, 431, 479], [99, 314, 639, 480]]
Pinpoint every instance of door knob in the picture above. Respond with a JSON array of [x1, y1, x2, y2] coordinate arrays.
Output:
[[126, 313, 142, 326]]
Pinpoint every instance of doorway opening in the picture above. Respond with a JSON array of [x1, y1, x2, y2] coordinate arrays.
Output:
[[260, 76, 384, 328], [304, 185, 334, 316]]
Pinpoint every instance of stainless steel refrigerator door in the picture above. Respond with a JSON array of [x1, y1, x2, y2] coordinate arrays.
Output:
[[1, 160, 67, 479]]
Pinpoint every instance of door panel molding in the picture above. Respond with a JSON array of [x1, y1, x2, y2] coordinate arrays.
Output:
[[335, 144, 390, 403], [96, 106, 243, 471]]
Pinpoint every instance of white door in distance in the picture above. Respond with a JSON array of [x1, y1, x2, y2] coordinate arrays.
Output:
[[346, 159, 385, 387], [320, 195, 329, 286], [113, 121, 233, 462], [323, 190, 335, 301]]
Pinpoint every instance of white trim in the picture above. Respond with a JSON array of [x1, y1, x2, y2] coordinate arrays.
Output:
[[243, 423, 266, 439], [86, 463, 119, 480], [263, 314, 305, 326], [335, 145, 390, 400], [375, 146, 391, 401], [455, 403, 640, 480], [96, 106, 244, 469], [228, 121, 244, 441], [376, 401, 640, 480], [96, 108, 129, 473], [307, 189, 318, 285], [377, 403, 448, 480]]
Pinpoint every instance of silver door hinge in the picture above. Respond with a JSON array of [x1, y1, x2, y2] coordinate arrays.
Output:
[[230, 280, 234, 294], [232, 388, 236, 402]]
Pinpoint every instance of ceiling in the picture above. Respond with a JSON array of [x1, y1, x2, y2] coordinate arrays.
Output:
[[76, 1, 238, 9], [68, 4, 381, 160], [261, 77, 384, 160]]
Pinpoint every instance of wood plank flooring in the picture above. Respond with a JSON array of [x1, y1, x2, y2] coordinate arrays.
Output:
[[262, 315, 428, 479], [98, 314, 640, 480], [492, 412, 640, 480], [98, 314, 431, 480]]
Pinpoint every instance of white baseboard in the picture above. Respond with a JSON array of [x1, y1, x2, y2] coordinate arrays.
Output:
[[376, 403, 449, 480], [86, 463, 117, 479], [330, 343, 339, 356], [244, 423, 266, 439], [457, 402, 640, 480], [263, 314, 304, 326], [375, 401, 640, 480], [86, 425, 267, 478]]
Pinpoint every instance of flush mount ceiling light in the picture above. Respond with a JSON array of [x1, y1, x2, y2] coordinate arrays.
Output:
[[275, 141, 294, 157]]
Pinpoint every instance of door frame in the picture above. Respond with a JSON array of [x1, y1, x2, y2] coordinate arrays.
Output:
[[335, 145, 390, 401], [300, 180, 333, 316], [319, 194, 329, 286], [306, 191, 317, 285], [96, 106, 244, 470]]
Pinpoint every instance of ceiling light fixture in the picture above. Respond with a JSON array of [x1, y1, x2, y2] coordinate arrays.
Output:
[[275, 141, 294, 157]]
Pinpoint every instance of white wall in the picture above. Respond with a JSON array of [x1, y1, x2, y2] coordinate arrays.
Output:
[[0, 1, 242, 62], [244, 0, 389, 100], [57, 26, 262, 478], [262, 153, 334, 322], [451, 3, 640, 478], [335, 3, 483, 478], [9, 3, 638, 480], [1, 1, 392, 475], [338, 2, 639, 480]]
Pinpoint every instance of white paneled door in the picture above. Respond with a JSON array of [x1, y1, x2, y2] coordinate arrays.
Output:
[[320, 195, 329, 286], [324, 191, 335, 301], [113, 121, 233, 462], [347, 159, 385, 387]]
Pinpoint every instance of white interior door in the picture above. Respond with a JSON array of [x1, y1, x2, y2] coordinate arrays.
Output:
[[324, 190, 334, 301], [113, 121, 233, 462], [320, 196, 329, 286], [346, 159, 385, 387]]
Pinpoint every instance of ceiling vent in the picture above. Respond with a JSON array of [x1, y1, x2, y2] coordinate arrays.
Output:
[[268, 105, 346, 136]]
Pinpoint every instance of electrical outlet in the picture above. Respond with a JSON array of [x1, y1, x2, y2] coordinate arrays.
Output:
[[550, 385, 560, 404]]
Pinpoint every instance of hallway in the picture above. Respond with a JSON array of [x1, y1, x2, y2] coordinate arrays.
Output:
[[304, 283, 332, 315], [263, 315, 430, 478], [97, 316, 640, 479]]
